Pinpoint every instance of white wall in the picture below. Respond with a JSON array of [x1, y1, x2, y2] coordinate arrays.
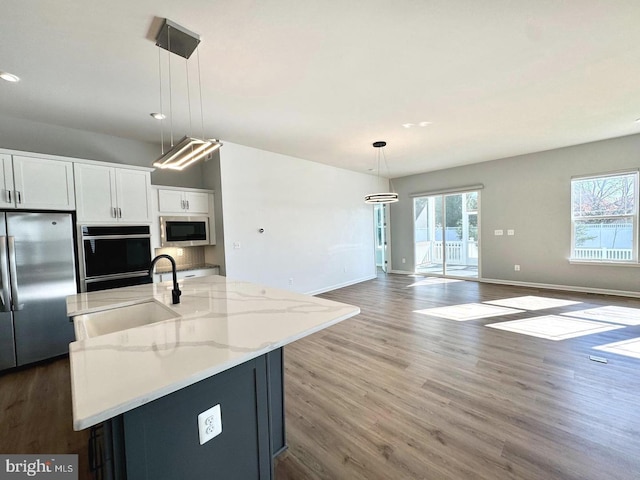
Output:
[[218, 142, 383, 294]]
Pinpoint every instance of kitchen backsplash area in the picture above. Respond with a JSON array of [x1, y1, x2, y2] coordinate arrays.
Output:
[[153, 246, 206, 271]]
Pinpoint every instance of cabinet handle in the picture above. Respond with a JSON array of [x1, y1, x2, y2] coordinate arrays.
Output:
[[5, 190, 10, 204], [186, 200, 190, 210], [181, 200, 185, 210], [112, 207, 116, 218], [15, 191, 21, 204], [118, 207, 122, 218]]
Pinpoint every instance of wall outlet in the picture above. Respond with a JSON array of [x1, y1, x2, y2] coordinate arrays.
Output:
[[288, 278, 293, 285], [177, 248, 184, 257], [507, 229, 515, 236], [233, 242, 241, 249], [402, 258, 406, 264], [494, 229, 504, 236], [197, 404, 222, 445], [343, 266, 347, 272], [514, 264, 521, 271]]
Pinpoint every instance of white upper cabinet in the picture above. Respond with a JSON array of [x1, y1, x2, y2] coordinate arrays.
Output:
[[0, 154, 75, 210], [75, 163, 151, 223], [157, 188, 210, 214], [115, 169, 152, 222], [0, 155, 15, 208]]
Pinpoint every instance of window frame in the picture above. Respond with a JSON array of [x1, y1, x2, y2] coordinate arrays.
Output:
[[570, 170, 639, 265]]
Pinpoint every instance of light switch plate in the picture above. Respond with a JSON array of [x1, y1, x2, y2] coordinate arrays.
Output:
[[197, 404, 222, 445], [494, 229, 504, 236], [507, 229, 515, 236]]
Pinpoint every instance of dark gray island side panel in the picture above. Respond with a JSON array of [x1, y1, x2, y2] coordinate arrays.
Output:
[[122, 356, 272, 480], [90, 348, 288, 479], [266, 348, 286, 457]]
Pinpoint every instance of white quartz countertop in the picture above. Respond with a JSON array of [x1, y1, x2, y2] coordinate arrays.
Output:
[[67, 275, 360, 430]]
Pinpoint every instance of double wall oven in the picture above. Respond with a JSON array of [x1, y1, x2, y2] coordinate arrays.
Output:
[[79, 225, 152, 292]]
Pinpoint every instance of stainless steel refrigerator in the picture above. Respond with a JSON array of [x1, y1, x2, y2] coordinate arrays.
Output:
[[0, 212, 77, 370]]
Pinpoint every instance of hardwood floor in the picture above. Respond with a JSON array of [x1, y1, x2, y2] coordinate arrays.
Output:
[[1, 274, 639, 480], [0, 356, 91, 479], [275, 274, 640, 480]]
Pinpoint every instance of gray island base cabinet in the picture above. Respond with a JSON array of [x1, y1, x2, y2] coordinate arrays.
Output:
[[67, 276, 356, 480], [98, 351, 283, 480]]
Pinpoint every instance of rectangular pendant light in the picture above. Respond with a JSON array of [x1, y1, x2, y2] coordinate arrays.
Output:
[[152, 19, 222, 172], [153, 136, 222, 171]]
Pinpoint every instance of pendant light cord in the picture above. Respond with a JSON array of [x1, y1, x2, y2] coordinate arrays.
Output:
[[158, 48, 164, 155], [168, 25, 174, 147], [185, 55, 192, 138], [197, 46, 205, 140], [381, 147, 395, 193]]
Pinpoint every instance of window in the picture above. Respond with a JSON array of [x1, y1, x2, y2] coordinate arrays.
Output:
[[571, 171, 638, 263]]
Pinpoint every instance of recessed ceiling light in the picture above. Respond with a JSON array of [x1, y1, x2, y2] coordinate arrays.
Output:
[[402, 121, 432, 128], [150, 112, 166, 120], [0, 71, 20, 83]]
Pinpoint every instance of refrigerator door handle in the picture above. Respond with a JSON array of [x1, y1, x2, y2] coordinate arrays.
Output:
[[7, 237, 23, 311], [0, 237, 10, 312]]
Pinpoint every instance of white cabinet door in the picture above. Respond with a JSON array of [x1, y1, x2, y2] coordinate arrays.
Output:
[[157, 189, 186, 213], [184, 192, 209, 214], [157, 189, 211, 215], [0, 155, 15, 209], [12, 156, 75, 210], [115, 169, 151, 223], [74, 164, 118, 222]]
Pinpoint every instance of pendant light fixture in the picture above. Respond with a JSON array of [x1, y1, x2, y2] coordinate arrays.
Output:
[[152, 19, 222, 171], [365, 141, 399, 204]]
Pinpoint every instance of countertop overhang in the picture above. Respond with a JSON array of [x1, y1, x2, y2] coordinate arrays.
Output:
[[67, 275, 360, 430]]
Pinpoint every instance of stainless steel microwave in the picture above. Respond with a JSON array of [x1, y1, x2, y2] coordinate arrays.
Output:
[[160, 216, 210, 247]]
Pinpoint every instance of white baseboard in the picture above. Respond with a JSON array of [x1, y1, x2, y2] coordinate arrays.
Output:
[[480, 277, 640, 299], [305, 274, 378, 296], [308, 270, 640, 300]]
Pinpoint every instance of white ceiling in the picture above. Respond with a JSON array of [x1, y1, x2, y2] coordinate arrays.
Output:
[[1, 1, 640, 178]]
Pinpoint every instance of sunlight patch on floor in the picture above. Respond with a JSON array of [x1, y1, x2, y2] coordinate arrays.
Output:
[[408, 277, 464, 287], [594, 337, 640, 359], [414, 303, 522, 321], [484, 295, 581, 311], [562, 306, 640, 325], [486, 315, 623, 340]]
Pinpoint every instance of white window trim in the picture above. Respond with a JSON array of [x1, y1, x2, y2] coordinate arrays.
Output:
[[570, 171, 639, 265]]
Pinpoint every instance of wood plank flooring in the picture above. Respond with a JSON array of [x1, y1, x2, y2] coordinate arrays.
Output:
[[1, 274, 639, 480], [0, 355, 91, 479], [275, 275, 640, 480]]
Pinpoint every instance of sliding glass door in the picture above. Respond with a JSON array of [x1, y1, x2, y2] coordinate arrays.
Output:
[[413, 191, 479, 278]]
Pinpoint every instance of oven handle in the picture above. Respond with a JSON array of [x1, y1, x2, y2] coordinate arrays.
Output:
[[82, 234, 151, 240]]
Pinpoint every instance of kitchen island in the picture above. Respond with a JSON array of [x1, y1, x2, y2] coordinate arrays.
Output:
[[67, 275, 359, 479]]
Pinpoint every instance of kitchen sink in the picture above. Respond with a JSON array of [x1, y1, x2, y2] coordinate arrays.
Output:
[[73, 300, 179, 340]]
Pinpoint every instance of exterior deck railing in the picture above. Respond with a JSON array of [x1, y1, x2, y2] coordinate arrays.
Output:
[[572, 247, 632, 261]]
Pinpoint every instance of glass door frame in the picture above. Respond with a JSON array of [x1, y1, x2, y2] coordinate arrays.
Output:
[[413, 190, 480, 279]]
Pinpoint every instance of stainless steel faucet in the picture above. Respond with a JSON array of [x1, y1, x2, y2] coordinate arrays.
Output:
[[148, 254, 182, 304]]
